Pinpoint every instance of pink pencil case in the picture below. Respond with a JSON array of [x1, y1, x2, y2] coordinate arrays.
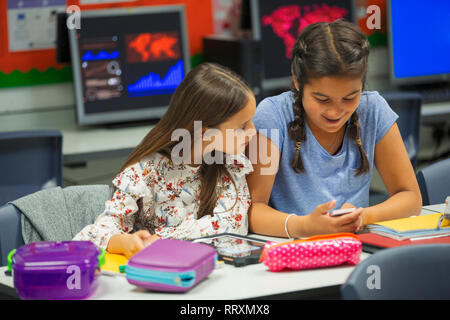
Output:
[[260, 233, 362, 272]]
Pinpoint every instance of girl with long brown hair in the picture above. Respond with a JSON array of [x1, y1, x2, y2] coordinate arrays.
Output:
[[247, 20, 422, 238], [74, 63, 256, 258]]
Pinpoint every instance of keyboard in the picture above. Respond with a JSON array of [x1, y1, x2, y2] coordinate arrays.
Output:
[[416, 83, 450, 103]]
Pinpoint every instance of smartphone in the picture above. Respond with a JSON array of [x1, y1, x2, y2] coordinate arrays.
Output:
[[329, 208, 355, 217], [192, 233, 267, 267]]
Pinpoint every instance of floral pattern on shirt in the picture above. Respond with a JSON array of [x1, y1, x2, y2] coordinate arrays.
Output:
[[73, 152, 253, 249]]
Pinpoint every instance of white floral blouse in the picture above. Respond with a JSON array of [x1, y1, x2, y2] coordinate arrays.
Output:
[[73, 152, 253, 249]]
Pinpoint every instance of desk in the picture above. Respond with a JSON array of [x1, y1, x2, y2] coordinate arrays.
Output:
[[0, 101, 449, 165], [0, 234, 369, 300], [421, 101, 450, 125], [0, 205, 444, 300], [421, 203, 446, 214]]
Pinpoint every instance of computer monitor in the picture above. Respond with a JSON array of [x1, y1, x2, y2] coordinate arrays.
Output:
[[388, 0, 450, 85], [69, 6, 190, 126], [250, 0, 354, 91]]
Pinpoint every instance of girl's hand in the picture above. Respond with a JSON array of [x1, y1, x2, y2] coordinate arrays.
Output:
[[108, 230, 159, 259], [339, 203, 364, 232], [144, 233, 161, 247], [340, 202, 356, 210], [304, 200, 363, 235], [120, 230, 151, 258]]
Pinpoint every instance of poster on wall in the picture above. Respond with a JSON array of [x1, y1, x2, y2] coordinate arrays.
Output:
[[0, 0, 214, 89], [7, 0, 65, 52]]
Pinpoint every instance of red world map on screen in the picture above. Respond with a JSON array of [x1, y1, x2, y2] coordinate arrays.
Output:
[[262, 4, 348, 59], [126, 32, 181, 63]]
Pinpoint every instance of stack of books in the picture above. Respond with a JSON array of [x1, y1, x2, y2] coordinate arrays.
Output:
[[358, 213, 450, 252], [366, 213, 450, 241]]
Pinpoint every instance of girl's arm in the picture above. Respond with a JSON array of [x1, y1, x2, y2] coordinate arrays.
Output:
[[246, 133, 303, 237], [363, 123, 422, 225], [73, 164, 152, 250], [73, 188, 138, 249]]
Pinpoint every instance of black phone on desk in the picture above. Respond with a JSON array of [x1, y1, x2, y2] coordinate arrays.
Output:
[[192, 233, 267, 267]]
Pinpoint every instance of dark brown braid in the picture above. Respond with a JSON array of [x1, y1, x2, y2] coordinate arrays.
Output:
[[289, 84, 307, 173], [290, 20, 370, 176], [288, 37, 309, 173], [348, 112, 370, 176]]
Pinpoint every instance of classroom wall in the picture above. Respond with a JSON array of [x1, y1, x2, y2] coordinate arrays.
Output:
[[0, 82, 74, 115], [0, 0, 214, 114], [0, 46, 390, 115], [0, 26, 448, 188]]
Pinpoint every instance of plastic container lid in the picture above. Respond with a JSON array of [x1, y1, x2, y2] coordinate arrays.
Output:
[[9, 241, 105, 272]]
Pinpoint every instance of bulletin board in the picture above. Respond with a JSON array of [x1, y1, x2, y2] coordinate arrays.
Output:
[[0, 0, 214, 88]]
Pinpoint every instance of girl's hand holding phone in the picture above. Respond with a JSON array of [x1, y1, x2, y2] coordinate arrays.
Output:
[[304, 200, 364, 235]]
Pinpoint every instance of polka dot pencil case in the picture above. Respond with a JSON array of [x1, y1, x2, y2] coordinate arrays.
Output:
[[260, 233, 362, 272]]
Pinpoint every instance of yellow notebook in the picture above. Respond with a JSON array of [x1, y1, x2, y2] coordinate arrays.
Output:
[[372, 213, 450, 232], [100, 253, 128, 275]]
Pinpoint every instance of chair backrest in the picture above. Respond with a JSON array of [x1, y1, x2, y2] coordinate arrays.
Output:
[[0, 203, 24, 266], [341, 244, 450, 299], [0, 130, 63, 206], [0, 185, 115, 266], [416, 158, 450, 205], [381, 91, 422, 170]]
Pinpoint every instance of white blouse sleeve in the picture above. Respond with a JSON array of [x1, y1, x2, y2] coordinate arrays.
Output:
[[73, 163, 154, 249]]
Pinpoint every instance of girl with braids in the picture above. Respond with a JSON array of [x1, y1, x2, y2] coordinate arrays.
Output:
[[247, 20, 422, 238], [74, 63, 256, 258]]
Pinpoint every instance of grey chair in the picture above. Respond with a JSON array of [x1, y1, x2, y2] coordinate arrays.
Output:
[[381, 91, 423, 170], [341, 244, 450, 299], [0, 185, 115, 266], [417, 158, 450, 205], [0, 204, 24, 267], [0, 130, 63, 206], [369, 92, 423, 206]]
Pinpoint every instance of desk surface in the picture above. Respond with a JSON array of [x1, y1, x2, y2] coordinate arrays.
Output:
[[0, 101, 449, 165], [0, 233, 369, 300], [0, 204, 445, 300], [421, 203, 446, 213]]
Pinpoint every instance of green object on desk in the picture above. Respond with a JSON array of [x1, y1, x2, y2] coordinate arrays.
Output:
[[7, 249, 17, 272], [98, 248, 106, 269]]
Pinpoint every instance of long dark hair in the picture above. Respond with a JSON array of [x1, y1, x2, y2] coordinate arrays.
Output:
[[120, 63, 253, 219], [290, 19, 370, 176]]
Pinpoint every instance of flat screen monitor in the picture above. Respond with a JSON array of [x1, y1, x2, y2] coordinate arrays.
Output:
[[388, 0, 450, 85], [250, 0, 355, 91], [69, 6, 190, 125]]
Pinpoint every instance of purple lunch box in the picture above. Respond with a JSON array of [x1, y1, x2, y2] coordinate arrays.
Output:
[[122, 239, 217, 292], [8, 241, 105, 300]]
